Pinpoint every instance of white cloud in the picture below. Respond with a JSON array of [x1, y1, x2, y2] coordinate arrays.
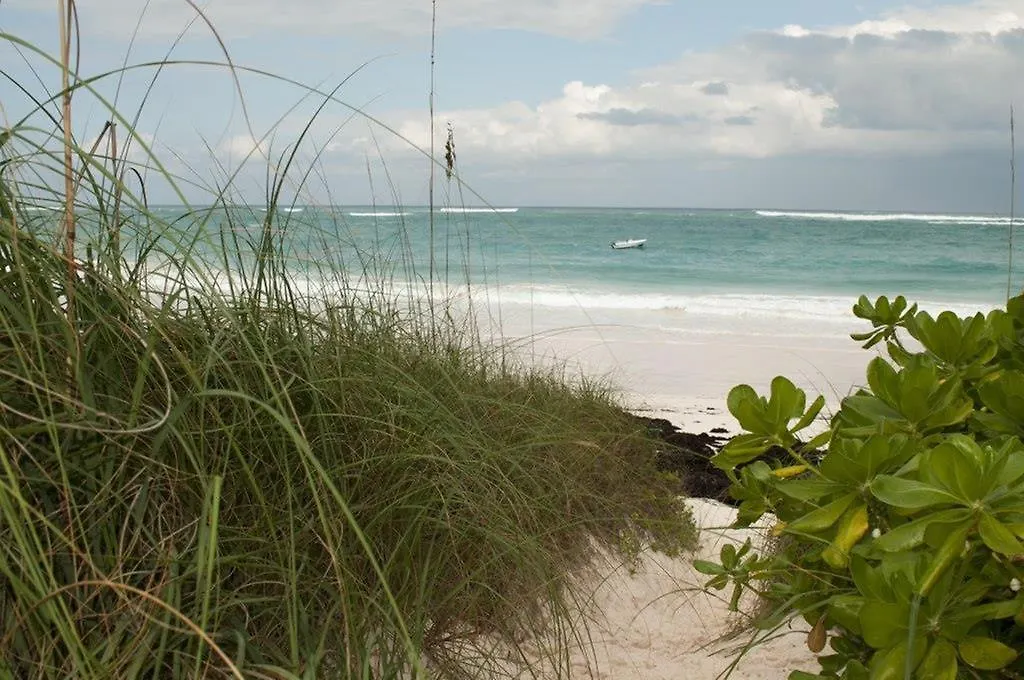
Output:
[[374, 0, 1024, 166], [7, 0, 661, 40], [218, 133, 269, 160], [808, 0, 1024, 38]]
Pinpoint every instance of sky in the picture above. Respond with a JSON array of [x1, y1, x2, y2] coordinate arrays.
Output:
[[1, 0, 1023, 211]]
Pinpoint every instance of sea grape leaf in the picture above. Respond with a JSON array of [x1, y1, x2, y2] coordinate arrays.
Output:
[[765, 376, 806, 429], [873, 509, 970, 552], [978, 514, 1024, 555], [871, 476, 961, 510], [859, 601, 908, 649], [959, 637, 1018, 670], [787, 492, 857, 534], [916, 638, 957, 680]]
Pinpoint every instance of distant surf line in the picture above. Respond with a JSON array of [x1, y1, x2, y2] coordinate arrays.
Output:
[[755, 209, 1010, 226], [439, 207, 519, 214]]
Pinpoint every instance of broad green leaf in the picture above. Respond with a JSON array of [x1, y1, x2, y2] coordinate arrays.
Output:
[[692, 560, 726, 576], [827, 594, 864, 634], [959, 636, 1018, 670], [787, 492, 857, 534], [924, 438, 983, 502], [899, 360, 942, 422], [944, 599, 1023, 636], [793, 394, 826, 432], [977, 371, 1024, 436], [887, 341, 915, 367], [736, 499, 768, 526], [867, 639, 923, 680], [721, 543, 737, 568], [871, 476, 960, 510], [766, 375, 806, 428], [804, 430, 832, 451], [838, 394, 905, 430], [728, 384, 770, 433], [859, 601, 908, 649], [873, 509, 970, 552], [916, 638, 957, 680], [921, 396, 974, 432], [775, 478, 845, 502], [713, 433, 773, 470], [877, 296, 892, 319], [821, 436, 913, 485], [851, 556, 891, 601], [978, 514, 1024, 555], [852, 294, 875, 320], [844, 660, 870, 680], [997, 448, 1024, 488], [917, 524, 971, 597], [822, 503, 869, 569], [866, 357, 900, 409]]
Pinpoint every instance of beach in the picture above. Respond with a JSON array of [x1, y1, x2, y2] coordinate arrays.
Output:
[[467, 296, 866, 679], [549, 498, 818, 680], [487, 295, 875, 424]]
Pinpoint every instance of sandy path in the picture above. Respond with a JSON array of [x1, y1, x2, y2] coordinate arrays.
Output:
[[541, 499, 817, 680], [472, 301, 853, 678]]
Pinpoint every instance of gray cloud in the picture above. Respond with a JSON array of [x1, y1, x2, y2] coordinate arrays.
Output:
[[744, 28, 1024, 132], [577, 108, 697, 126], [700, 81, 730, 95], [724, 115, 756, 126]]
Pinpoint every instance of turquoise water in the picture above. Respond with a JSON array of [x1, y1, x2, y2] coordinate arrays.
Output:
[[73, 205, 1022, 322]]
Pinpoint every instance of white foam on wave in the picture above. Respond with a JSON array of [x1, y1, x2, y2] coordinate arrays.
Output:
[[439, 207, 519, 214], [493, 287, 851, 319], [487, 285, 995, 323], [126, 256, 1001, 342], [348, 211, 410, 217], [756, 210, 1011, 226]]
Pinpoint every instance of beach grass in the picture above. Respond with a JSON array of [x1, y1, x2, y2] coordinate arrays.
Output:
[[0, 8, 695, 678]]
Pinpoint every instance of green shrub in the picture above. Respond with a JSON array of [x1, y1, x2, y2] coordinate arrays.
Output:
[[698, 294, 1024, 680]]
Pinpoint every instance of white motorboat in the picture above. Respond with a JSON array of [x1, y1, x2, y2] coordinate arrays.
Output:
[[610, 238, 647, 249]]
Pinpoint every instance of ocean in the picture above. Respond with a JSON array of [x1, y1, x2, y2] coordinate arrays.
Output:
[[47, 203, 1024, 399], [149, 205, 1019, 320]]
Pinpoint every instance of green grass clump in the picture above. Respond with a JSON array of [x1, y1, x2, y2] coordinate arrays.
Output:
[[0, 127, 694, 680]]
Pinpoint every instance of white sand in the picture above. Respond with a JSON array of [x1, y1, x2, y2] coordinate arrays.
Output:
[[474, 301, 855, 678], [473, 499, 817, 680], [558, 498, 818, 679]]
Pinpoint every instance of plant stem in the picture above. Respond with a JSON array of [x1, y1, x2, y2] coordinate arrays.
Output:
[[904, 594, 922, 680], [1009, 104, 1016, 299], [59, 0, 76, 318], [428, 0, 437, 313]]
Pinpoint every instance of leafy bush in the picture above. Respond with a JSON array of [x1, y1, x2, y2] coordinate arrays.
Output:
[[698, 294, 1024, 679]]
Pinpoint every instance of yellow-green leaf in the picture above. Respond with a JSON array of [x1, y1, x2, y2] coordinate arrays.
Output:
[[959, 636, 1018, 670], [978, 514, 1024, 555], [822, 506, 869, 569], [788, 492, 857, 534], [917, 638, 957, 680]]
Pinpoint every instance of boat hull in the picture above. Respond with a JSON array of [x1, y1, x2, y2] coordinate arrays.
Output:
[[610, 239, 646, 249]]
